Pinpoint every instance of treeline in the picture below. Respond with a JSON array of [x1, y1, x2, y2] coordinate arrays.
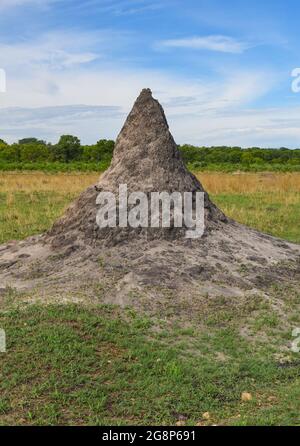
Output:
[[180, 145, 300, 171], [1, 136, 300, 172], [0, 136, 114, 171]]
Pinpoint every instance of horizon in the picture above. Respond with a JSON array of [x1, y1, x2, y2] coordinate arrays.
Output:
[[0, 0, 300, 148], [2, 134, 300, 150]]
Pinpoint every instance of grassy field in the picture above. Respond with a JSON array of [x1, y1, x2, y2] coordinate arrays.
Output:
[[0, 171, 299, 244], [0, 301, 300, 426], [0, 171, 300, 426]]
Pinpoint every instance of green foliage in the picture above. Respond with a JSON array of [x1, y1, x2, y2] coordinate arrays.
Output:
[[18, 137, 46, 145], [0, 137, 300, 171], [0, 161, 110, 172], [52, 135, 82, 163], [82, 139, 114, 162], [19, 143, 51, 162], [179, 145, 300, 171], [0, 143, 20, 162]]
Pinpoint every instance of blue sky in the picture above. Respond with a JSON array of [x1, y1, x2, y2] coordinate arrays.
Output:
[[0, 0, 300, 147]]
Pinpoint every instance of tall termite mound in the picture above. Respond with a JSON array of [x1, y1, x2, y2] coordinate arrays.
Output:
[[0, 88, 299, 302], [48, 88, 226, 247]]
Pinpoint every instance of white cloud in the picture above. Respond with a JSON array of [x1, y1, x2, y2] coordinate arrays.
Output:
[[73, 0, 164, 16], [0, 61, 282, 145], [160, 35, 251, 54], [0, 105, 123, 143], [0, 29, 291, 147], [0, 31, 101, 71], [169, 106, 300, 148], [2, 99, 300, 148]]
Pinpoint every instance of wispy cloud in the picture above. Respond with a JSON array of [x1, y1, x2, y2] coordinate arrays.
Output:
[[170, 106, 300, 148], [0, 104, 121, 124], [72, 0, 164, 16], [0, 51, 277, 145], [0, 104, 123, 143], [2, 100, 300, 149], [0, 25, 275, 143], [0, 4, 290, 147], [159, 35, 251, 54], [0, 31, 105, 71]]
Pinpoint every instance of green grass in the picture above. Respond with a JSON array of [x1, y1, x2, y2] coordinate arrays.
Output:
[[188, 162, 300, 173], [0, 304, 300, 426], [212, 192, 300, 243], [0, 161, 300, 173], [0, 161, 108, 173], [0, 191, 76, 243]]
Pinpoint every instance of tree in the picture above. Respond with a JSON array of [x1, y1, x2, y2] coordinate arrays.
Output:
[[82, 140, 115, 162], [52, 135, 82, 162], [0, 143, 20, 162], [241, 152, 253, 166], [96, 139, 114, 158], [18, 137, 46, 145], [19, 143, 50, 162]]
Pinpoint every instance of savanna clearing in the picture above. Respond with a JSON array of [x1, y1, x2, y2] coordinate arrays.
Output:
[[1, 171, 299, 244], [0, 171, 300, 426]]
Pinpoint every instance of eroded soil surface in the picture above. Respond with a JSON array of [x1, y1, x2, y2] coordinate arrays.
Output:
[[0, 220, 299, 326]]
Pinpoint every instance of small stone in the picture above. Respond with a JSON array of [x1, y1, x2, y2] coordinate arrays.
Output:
[[241, 392, 253, 402], [202, 412, 211, 420]]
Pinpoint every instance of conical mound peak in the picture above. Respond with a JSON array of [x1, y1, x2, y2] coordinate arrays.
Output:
[[47, 89, 226, 247], [100, 89, 202, 193], [118, 88, 170, 140]]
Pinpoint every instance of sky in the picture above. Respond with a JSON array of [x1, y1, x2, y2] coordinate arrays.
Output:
[[0, 0, 300, 147]]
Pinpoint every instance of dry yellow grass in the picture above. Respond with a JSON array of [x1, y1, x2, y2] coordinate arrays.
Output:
[[1, 171, 299, 194], [0, 172, 99, 194], [197, 172, 300, 194]]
